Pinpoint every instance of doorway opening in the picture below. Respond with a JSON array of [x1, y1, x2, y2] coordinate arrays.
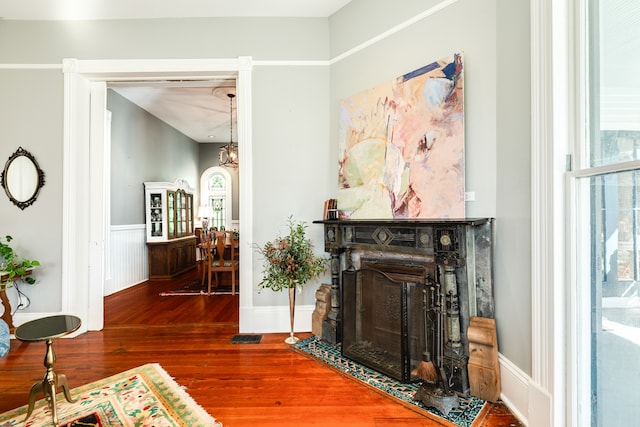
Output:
[[63, 57, 254, 333]]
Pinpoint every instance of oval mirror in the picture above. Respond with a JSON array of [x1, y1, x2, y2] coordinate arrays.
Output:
[[1, 147, 45, 210]]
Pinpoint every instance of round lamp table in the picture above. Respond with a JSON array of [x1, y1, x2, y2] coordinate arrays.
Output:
[[15, 314, 82, 426]]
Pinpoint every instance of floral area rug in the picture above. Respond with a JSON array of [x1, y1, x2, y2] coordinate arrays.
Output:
[[0, 363, 222, 427], [293, 336, 487, 427]]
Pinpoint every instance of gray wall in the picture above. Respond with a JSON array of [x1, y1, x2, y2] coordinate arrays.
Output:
[[495, 0, 532, 377], [109, 89, 242, 226], [0, 69, 64, 313], [0, 1, 532, 375], [250, 64, 332, 307], [329, 0, 532, 373], [0, 18, 330, 62], [108, 89, 200, 226]]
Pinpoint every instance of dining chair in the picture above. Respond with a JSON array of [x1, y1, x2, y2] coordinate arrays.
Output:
[[196, 227, 207, 278], [204, 230, 239, 296]]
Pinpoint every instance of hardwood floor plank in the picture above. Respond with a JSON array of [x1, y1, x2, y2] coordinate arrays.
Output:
[[0, 271, 522, 426]]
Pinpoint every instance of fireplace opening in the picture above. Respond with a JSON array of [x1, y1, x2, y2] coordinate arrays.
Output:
[[341, 258, 435, 383]]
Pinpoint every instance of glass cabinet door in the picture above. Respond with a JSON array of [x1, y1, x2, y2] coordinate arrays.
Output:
[[186, 193, 193, 234], [150, 193, 163, 237], [176, 191, 183, 235], [168, 191, 175, 238]]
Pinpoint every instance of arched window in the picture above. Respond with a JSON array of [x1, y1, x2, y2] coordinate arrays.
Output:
[[200, 166, 232, 231]]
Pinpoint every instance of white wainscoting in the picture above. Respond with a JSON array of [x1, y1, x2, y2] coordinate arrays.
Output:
[[107, 224, 148, 296]]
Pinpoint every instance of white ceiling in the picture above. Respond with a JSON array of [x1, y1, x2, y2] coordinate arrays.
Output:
[[1, 0, 353, 143], [110, 81, 239, 143]]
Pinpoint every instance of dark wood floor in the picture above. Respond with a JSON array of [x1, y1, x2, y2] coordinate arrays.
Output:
[[0, 270, 523, 426]]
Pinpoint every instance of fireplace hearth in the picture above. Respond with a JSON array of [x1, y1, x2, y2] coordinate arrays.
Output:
[[314, 218, 495, 396]]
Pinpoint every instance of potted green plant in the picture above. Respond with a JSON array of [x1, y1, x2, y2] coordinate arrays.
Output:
[[0, 235, 40, 332], [255, 216, 328, 343], [0, 235, 40, 286]]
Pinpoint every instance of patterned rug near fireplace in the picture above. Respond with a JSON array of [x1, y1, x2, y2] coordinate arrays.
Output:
[[293, 336, 487, 427], [0, 363, 222, 427]]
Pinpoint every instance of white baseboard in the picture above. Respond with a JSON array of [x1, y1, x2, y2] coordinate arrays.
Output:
[[527, 380, 552, 427], [499, 353, 533, 426], [239, 304, 314, 334]]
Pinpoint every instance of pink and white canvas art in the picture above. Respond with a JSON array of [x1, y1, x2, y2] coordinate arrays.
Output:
[[338, 53, 465, 219]]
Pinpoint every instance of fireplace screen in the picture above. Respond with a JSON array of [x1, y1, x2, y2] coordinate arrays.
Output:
[[341, 262, 434, 383]]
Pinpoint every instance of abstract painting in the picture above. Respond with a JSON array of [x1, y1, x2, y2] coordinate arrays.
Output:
[[338, 53, 465, 219]]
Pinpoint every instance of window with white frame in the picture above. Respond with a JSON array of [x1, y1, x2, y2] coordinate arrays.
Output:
[[200, 166, 232, 231], [572, 1, 640, 425]]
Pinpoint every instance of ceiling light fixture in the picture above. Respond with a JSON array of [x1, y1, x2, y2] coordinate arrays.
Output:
[[219, 93, 238, 168]]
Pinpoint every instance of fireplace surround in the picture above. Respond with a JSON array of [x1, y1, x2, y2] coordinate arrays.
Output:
[[314, 218, 495, 396]]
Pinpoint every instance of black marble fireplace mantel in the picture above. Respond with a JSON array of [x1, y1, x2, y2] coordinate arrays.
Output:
[[313, 218, 495, 347], [313, 218, 495, 395]]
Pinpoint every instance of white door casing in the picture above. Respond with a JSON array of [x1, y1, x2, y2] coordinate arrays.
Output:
[[63, 57, 254, 333]]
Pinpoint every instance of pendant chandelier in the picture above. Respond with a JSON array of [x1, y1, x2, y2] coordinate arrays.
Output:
[[219, 93, 239, 168]]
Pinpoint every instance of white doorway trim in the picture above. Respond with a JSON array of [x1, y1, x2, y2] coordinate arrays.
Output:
[[62, 57, 254, 333]]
